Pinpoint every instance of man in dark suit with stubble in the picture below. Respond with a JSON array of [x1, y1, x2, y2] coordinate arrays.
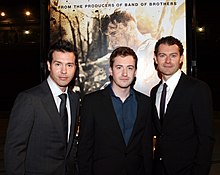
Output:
[[78, 46, 153, 175], [150, 36, 215, 175], [4, 39, 80, 175]]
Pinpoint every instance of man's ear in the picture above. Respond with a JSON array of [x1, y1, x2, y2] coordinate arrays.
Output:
[[47, 61, 51, 71], [134, 69, 137, 77], [109, 67, 113, 76], [154, 56, 158, 64], [153, 56, 158, 69], [180, 55, 184, 64]]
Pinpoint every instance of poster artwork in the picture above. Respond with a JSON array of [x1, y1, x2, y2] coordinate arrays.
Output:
[[50, 0, 186, 96]]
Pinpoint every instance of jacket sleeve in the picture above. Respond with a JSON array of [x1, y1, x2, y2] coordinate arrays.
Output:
[[4, 92, 35, 175], [191, 82, 215, 175], [78, 96, 94, 175]]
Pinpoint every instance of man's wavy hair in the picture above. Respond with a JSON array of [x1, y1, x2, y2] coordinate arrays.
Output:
[[101, 9, 136, 35]]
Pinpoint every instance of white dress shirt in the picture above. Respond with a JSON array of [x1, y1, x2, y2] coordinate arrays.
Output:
[[155, 70, 182, 119], [47, 76, 71, 142]]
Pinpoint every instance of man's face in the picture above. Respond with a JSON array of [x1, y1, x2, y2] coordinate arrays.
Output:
[[109, 55, 136, 90], [107, 21, 137, 50], [154, 44, 183, 80], [107, 22, 128, 49], [47, 51, 76, 92]]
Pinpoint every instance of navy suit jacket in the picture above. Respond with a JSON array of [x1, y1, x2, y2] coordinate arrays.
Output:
[[78, 86, 153, 175], [4, 80, 80, 175], [150, 72, 215, 175]]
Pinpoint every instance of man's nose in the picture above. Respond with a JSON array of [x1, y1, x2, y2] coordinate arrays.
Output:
[[61, 65, 67, 73], [122, 68, 128, 76]]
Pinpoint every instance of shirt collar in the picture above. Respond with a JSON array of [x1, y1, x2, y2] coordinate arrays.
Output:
[[47, 76, 68, 97], [160, 69, 181, 92], [107, 84, 134, 98]]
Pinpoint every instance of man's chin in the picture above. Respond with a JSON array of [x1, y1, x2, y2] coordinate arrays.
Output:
[[119, 83, 131, 89], [59, 82, 69, 88]]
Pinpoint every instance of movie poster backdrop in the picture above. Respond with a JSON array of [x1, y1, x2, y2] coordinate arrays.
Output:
[[49, 0, 186, 96]]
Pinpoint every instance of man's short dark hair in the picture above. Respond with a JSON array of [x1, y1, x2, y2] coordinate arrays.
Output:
[[48, 39, 78, 64], [109, 46, 138, 69], [154, 36, 184, 56]]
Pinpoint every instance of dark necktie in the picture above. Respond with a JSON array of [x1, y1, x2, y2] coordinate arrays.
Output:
[[160, 83, 167, 125], [59, 93, 68, 142]]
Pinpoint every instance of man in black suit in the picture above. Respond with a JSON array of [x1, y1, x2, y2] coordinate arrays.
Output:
[[150, 36, 215, 175], [78, 46, 153, 175], [4, 39, 80, 175]]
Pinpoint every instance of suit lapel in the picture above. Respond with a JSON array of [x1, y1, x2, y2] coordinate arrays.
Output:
[[126, 91, 149, 146], [40, 81, 66, 144], [102, 87, 127, 146], [151, 82, 162, 131], [127, 91, 140, 145], [66, 91, 79, 156], [163, 73, 186, 125], [152, 73, 188, 128], [40, 81, 80, 156]]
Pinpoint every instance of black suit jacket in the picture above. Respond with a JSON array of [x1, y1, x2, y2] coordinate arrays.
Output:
[[150, 72, 215, 175], [4, 80, 80, 175], [78, 86, 153, 175]]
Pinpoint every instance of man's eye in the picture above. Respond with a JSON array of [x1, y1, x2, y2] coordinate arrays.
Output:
[[67, 64, 74, 67], [110, 31, 116, 36], [128, 67, 134, 70], [170, 54, 177, 58]]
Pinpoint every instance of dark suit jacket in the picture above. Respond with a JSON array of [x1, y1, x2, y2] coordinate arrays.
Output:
[[78, 86, 153, 175], [4, 80, 80, 175], [150, 72, 215, 175]]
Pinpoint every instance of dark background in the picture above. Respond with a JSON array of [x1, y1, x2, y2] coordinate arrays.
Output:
[[0, 0, 220, 111], [194, 1, 220, 111], [2, 2, 220, 174]]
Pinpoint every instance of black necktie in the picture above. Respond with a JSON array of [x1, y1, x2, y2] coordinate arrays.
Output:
[[59, 93, 68, 142], [160, 83, 167, 125]]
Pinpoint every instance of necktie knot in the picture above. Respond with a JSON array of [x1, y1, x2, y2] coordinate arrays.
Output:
[[162, 83, 167, 91], [59, 93, 67, 117], [59, 93, 67, 103]]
